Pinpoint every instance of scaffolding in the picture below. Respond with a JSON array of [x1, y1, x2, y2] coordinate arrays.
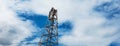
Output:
[[39, 7, 58, 46]]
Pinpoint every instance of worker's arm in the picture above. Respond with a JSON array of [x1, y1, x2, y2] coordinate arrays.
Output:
[[49, 10, 52, 20]]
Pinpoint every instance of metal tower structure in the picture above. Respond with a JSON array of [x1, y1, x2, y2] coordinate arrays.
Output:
[[39, 7, 58, 46]]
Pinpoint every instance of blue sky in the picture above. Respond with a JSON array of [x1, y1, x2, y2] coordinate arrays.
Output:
[[0, 0, 120, 46]]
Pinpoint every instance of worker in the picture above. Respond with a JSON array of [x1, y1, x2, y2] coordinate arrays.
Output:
[[49, 7, 57, 20], [48, 7, 58, 26]]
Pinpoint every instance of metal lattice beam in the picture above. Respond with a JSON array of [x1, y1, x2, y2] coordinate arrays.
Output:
[[39, 7, 58, 46]]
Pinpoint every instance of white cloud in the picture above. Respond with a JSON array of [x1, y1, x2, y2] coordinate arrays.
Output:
[[58, 0, 120, 46], [1, 0, 120, 46], [0, 0, 37, 46]]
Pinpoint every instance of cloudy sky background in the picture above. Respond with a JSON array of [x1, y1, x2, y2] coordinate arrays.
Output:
[[0, 0, 120, 46]]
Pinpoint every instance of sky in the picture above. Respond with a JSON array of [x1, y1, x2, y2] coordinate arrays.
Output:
[[0, 0, 120, 46]]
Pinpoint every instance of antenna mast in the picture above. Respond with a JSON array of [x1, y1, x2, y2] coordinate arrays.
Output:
[[39, 7, 58, 46]]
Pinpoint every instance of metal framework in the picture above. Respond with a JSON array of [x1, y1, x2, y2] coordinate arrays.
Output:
[[39, 7, 58, 46]]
